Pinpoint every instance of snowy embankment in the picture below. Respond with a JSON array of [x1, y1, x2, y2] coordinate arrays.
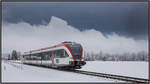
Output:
[[80, 61, 148, 79], [2, 60, 118, 82]]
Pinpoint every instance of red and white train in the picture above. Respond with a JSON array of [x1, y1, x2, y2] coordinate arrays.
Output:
[[22, 41, 86, 69]]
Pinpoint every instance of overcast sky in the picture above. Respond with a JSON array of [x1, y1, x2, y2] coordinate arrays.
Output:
[[2, 2, 148, 40], [2, 2, 148, 54]]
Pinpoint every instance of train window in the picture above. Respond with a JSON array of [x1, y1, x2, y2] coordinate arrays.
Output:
[[41, 51, 52, 60], [55, 49, 64, 58], [27, 56, 29, 60], [25, 55, 29, 60], [42, 53, 46, 60], [60, 49, 65, 58], [25, 54, 31, 60], [39, 53, 44, 60], [54, 50, 59, 58], [47, 51, 52, 60], [29, 55, 31, 60], [34, 53, 42, 60], [37, 56, 41, 60], [31, 54, 37, 60], [69, 44, 82, 59], [55, 50, 58, 58], [33, 53, 41, 60], [60, 50, 67, 58]]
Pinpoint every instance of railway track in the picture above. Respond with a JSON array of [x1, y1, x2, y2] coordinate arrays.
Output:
[[8, 61, 149, 83], [69, 70, 149, 83]]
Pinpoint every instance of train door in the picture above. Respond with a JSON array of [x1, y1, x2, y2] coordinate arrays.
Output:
[[47, 51, 52, 67], [54, 50, 61, 66], [54, 49, 69, 66], [44, 51, 51, 67], [59, 50, 69, 65]]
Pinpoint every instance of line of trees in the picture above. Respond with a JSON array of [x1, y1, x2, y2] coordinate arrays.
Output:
[[84, 51, 148, 61]]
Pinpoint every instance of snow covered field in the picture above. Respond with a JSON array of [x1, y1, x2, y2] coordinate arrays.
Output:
[[2, 60, 148, 82], [81, 61, 149, 79], [2, 60, 118, 82]]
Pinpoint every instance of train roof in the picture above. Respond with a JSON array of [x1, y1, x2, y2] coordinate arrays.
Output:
[[62, 41, 72, 43], [23, 41, 77, 55]]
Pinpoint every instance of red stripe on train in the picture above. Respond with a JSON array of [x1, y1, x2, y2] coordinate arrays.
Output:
[[79, 45, 83, 61], [51, 51, 55, 67], [36, 56, 38, 65]]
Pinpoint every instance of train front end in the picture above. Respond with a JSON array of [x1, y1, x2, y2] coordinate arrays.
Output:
[[64, 42, 86, 69]]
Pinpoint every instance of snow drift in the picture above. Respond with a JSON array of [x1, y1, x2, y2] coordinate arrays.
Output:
[[2, 16, 148, 55]]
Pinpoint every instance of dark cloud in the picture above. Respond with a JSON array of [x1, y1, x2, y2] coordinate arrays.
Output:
[[2, 2, 148, 40]]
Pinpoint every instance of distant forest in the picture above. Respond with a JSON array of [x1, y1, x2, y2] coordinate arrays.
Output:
[[84, 51, 148, 61]]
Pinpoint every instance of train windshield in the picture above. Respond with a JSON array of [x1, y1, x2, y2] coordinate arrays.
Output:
[[69, 44, 82, 59]]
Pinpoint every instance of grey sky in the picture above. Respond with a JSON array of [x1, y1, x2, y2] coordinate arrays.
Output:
[[2, 2, 148, 40]]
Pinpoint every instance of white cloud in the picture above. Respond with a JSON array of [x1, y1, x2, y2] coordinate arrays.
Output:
[[2, 16, 148, 55]]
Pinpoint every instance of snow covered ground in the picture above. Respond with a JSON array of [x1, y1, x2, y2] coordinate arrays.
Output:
[[2, 60, 148, 82], [2, 60, 119, 82], [81, 61, 149, 79]]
